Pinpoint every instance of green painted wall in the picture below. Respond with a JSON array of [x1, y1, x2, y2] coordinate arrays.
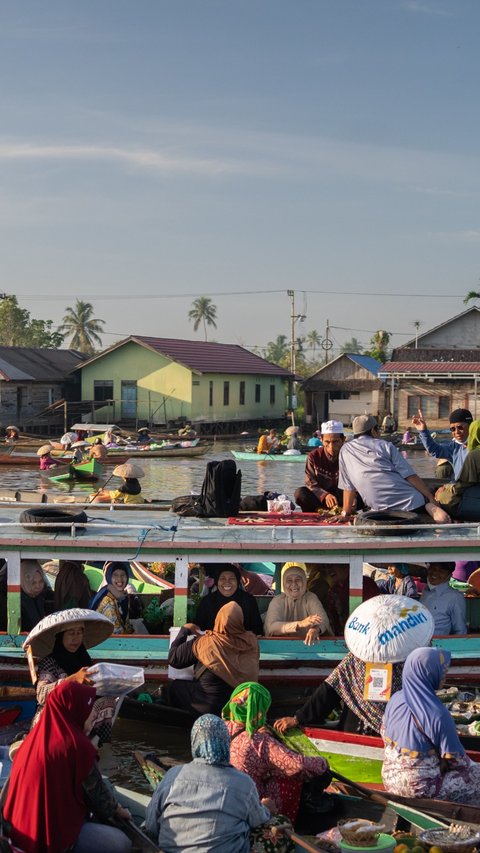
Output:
[[80, 342, 288, 424]]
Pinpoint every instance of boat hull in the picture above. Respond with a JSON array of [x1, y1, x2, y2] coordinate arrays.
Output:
[[231, 450, 307, 462]]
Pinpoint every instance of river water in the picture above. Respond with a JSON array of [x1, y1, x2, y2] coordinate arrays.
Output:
[[2, 440, 439, 793]]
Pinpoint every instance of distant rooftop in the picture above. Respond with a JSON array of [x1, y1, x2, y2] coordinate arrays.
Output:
[[380, 361, 480, 376], [77, 335, 293, 377], [0, 346, 84, 382], [344, 354, 382, 375]]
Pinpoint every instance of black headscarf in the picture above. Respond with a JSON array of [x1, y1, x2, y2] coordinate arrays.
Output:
[[50, 631, 92, 675], [195, 563, 264, 635]]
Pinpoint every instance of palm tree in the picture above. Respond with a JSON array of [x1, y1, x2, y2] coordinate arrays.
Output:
[[366, 329, 391, 362], [188, 297, 218, 341], [340, 337, 364, 354], [59, 300, 105, 354], [464, 291, 480, 305], [264, 335, 289, 365], [305, 329, 322, 357]]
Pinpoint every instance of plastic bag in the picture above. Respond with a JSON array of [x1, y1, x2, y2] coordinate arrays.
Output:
[[87, 662, 144, 696]]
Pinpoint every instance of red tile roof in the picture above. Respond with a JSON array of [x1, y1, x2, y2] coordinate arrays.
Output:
[[133, 336, 292, 377], [381, 361, 480, 374]]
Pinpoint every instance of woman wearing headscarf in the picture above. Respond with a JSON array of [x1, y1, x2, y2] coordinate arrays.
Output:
[[89, 462, 145, 504], [375, 563, 420, 600], [21, 560, 50, 631], [54, 560, 93, 610], [28, 609, 115, 746], [436, 418, 480, 515], [90, 562, 134, 634], [381, 647, 480, 802], [195, 563, 264, 634], [166, 601, 259, 718], [264, 562, 331, 644], [145, 713, 293, 853], [274, 651, 404, 738], [223, 682, 330, 823], [3, 681, 131, 853]]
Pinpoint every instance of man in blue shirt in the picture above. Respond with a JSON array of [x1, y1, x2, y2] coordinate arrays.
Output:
[[338, 415, 450, 523], [411, 407, 472, 480], [420, 562, 467, 635]]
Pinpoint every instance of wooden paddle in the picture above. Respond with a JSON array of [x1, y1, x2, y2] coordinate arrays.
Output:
[[329, 770, 448, 830], [114, 816, 159, 852]]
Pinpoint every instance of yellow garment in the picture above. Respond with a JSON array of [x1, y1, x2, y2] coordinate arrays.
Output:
[[109, 489, 144, 504], [257, 434, 270, 454]]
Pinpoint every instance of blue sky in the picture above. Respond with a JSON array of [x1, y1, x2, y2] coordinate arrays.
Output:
[[1, 0, 479, 358]]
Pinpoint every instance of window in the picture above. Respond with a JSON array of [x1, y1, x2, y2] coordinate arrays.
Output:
[[407, 395, 450, 419], [239, 381, 245, 405], [209, 380, 213, 407], [223, 381, 230, 406], [270, 384, 275, 405], [94, 380, 114, 402], [255, 384, 261, 403]]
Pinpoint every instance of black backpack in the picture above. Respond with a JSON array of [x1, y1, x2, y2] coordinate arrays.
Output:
[[171, 460, 242, 518]]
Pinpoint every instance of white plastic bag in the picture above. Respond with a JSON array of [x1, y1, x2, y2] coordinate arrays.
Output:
[[87, 662, 145, 696]]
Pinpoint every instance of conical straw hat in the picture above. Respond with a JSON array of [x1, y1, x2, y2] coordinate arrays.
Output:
[[36, 444, 53, 456], [23, 608, 113, 658], [113, 463, 145, 479]]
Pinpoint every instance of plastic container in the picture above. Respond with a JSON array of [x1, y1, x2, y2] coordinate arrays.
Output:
[[340, 835, 396, 853], [88, 662, 144, 696]]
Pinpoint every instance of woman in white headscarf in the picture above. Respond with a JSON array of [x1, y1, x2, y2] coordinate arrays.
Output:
[[264, 563, 331, 645]]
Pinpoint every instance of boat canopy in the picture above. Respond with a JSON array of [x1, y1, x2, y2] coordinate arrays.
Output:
[[70, 424, 120, 432]]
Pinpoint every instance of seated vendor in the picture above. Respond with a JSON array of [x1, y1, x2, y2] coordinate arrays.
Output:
[[420, 562, 467, 635], [381, 647, 480, 803], [294, 421, 344, 512], [89, 462, 145, 504], [256, 428, 278, 455], [264, 562, 331, 644]]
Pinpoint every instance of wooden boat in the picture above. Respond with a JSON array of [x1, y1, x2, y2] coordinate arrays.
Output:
[[231, 450, 307, 463], [2, 509, 480, 688], [303, 725, 480, 785], [46, 458, 104, 482], [0, 452, 42, 466], [105, 443, 211, 459]]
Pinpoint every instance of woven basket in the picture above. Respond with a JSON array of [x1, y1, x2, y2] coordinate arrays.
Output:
[[337, 820, 384, 847], [419, 829, 480, 853]]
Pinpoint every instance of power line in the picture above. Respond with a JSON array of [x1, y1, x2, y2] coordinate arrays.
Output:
[[14, 289, 460, 302]]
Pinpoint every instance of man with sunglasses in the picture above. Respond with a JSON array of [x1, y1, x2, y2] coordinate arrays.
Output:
[[412, 407, 472, 480]]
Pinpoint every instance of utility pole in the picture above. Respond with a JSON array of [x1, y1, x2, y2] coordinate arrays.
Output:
[[287, 290, 306, 376], [322, 319, 333, 364]]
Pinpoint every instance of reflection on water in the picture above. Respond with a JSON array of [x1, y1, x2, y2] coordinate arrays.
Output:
[[107, 717, 191, 794], [0, 441, 439, 501]]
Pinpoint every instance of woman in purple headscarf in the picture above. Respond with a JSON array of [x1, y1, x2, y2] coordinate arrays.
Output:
[[381, 647, 480, 803]]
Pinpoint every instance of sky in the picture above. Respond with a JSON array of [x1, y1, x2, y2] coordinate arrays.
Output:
[[1, 0, 480, 360]]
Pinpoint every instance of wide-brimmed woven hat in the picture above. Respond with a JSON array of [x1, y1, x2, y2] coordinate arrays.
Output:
[[23, 608, 113, 658], [36, 444, 53, 457], [6, 425, 19, 433], [113, 462, 145, 479], [344, 594, 434, 663], [60, 431, 78, 445], [285, 425, 299, 436], [137, 427, 150, 433], [71, 440, 89, 448]]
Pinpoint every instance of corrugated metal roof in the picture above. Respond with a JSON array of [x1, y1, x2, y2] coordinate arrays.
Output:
[[380, 361, 480, 375], [86, 336, 291, 377], [346, 354, 382, 375], [0, 347, 85, 381]]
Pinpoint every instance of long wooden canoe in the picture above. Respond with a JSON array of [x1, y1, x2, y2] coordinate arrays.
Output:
[[46, 458, 104, 482], [231, 450, 307, 462]]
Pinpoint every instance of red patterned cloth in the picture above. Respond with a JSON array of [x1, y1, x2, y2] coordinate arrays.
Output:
[[225, 720, 328, 821]]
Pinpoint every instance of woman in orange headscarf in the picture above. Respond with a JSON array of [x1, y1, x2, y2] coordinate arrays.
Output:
[[165, 601, 259, 718]]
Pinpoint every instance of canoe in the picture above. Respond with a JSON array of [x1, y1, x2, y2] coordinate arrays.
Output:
[[46, 458, 104, 482], [0, 453, 42, 466], [231, 450, 307, 462], [105, 444, 211, 458], [302, 725, 480, 786]]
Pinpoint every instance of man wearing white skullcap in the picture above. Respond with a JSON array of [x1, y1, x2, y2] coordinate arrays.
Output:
[[294, 420, 345, 512]]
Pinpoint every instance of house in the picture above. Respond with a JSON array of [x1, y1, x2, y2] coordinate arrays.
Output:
[[301, 353, 383, 427], [0, 346, 84, 433], [379, 306, 480, 428], [75, 336, 293, 432]]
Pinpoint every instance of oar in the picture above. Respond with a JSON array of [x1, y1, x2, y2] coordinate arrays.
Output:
[[283, 827, 325, 853], [330, 769, 448, 830], [88, 470, 117, 503], [114, 816, 159, 852]]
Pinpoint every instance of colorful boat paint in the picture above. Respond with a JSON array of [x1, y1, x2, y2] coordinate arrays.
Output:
[[231, 450, 307, 462], [46, 458, 104, 482], [1, 509, 480, 687]]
